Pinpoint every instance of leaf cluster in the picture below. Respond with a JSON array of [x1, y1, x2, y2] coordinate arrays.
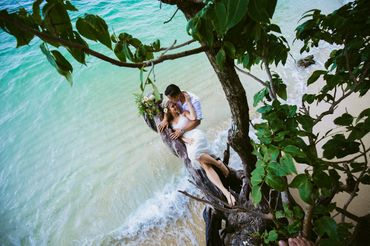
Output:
[[251, 1, 370, 244], [185, 0, 289, 70]]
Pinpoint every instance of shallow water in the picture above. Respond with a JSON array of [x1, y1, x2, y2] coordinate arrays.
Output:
[[0, 0, 346, 245]]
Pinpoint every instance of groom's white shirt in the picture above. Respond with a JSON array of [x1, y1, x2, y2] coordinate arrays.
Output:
[[178, 91, 203, 120]]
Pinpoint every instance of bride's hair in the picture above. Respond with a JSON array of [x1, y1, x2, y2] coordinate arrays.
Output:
[[164, 101, 177, 123]]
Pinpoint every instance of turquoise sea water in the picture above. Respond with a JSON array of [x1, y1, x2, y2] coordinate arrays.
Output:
[[0, 1, 345, 245]]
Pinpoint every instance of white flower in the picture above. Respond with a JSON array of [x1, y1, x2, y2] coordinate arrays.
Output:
[[163, 108, 168, 113], [143, 96, 149, 102], [149, 94, 155, 100]]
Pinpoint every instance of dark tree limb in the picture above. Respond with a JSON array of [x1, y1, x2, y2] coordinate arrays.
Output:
[[0, 14, 207, 68]]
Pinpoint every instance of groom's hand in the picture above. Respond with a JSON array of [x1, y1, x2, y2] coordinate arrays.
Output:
[[170, 129, 183, 139]]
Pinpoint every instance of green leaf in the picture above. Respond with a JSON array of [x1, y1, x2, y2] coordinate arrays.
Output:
[[265, 173, 286, 191], [267, 230, 278, 241], [307, 70, 326, 85], [209, 2, 227, 35], [76, 14, 112, 49], [303, 94, 316, 104], [42, 2, 73, 37], [257, 105, 273, 114], [268, 161, 287, 177], [0, 10, 35, 47], [356, 108, 370, 123], [283, 145, 305, 158], [40, 43, 73, 85], [280, 154, 297, 174], [251, 162, 265, 186], [334, 113, 353, 126], [65, 1, 78, 11], [299, 178, 313, 204], [253, 88, 268, 107], [66, 31, 88, 64], [224, 0, 249, 30], [122, 42, 134, 61], [322, 134, 360, 159], [248, 0, 270, 23], [276, 82, 287, 100], [223, 41, 236, 58], [32, 0, 43, 25], [360, 174, 370, 185], [275, 210, 285, 219], [314, 216, 338, 238], [114, 42, 126, 62], [251, 185, 262, 205], [290, 174, 307, 188], [297, 115, 314, 131], [216, 48, 226, 70]]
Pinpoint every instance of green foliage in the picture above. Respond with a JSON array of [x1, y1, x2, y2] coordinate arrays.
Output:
[[76, 14, 111, 49], [251, 0, 370, 244], [0, 0, 161, 85], [40, 43, 73, 85], [186, 0, 288, 72], [112, 32, 160, 63]]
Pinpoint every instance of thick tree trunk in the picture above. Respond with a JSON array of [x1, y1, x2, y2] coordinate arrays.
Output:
[[205, 52, 257, 183]]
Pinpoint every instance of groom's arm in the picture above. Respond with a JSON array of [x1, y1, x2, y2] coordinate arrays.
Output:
[[169, 119, 201, 139]]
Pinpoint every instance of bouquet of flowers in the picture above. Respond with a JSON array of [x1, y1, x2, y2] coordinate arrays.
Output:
[[134, 93, 161, 119]]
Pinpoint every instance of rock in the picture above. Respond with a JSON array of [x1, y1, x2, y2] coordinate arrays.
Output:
[[297, 55, 315, 68]]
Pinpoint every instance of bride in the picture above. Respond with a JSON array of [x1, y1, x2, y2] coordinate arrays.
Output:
[[164, 94, 236, 206]]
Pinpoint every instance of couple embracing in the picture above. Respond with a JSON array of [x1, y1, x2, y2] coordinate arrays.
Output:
[[158, 84, 236, 206]]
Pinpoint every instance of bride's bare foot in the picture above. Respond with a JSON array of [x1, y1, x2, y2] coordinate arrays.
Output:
[[225, 192, 236, 206]]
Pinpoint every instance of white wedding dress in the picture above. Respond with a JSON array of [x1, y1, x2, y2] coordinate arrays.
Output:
[[172, 114, 211, 169]]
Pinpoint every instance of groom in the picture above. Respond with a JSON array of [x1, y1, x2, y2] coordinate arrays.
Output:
[[158, 84, 202, 139]]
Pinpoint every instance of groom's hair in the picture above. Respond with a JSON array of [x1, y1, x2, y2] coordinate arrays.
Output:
[[165, 84, 181, 97]]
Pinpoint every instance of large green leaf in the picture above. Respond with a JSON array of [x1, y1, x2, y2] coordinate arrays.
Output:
[[42, 2, 73, 36], [251, 185, 262, 205], [291, 173, 314, 204], [76, 14, 112, 49], [314, 216, 338, 238], [248, 0, 270, 23], [224, 0, 249, 30], [279, 154, 297, 174], [253, 88, 269, 107], [334, 113, 353, 126], [114, 42, 126, 62], [0, 10, 35, 47], [66, 31, 88, 64], [265, 173, 287, 191], [307, 70, 326, 85], [251, 161, 265, 186], [40, 43, 73, 85]]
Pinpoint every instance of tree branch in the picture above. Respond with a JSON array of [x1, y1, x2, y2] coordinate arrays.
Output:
[[341, 139, 369, 223], [263, 59, 277, 100], [234, 65, 268, 87], [178, 190, 273, 220], [313, 89, 352, 124], [0, 15, 206, 68], [159, 39, 196, 51], [302, 204, 313, 238]]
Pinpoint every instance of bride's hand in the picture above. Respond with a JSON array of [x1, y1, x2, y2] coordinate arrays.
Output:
[[170, 129, 183, 139]]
